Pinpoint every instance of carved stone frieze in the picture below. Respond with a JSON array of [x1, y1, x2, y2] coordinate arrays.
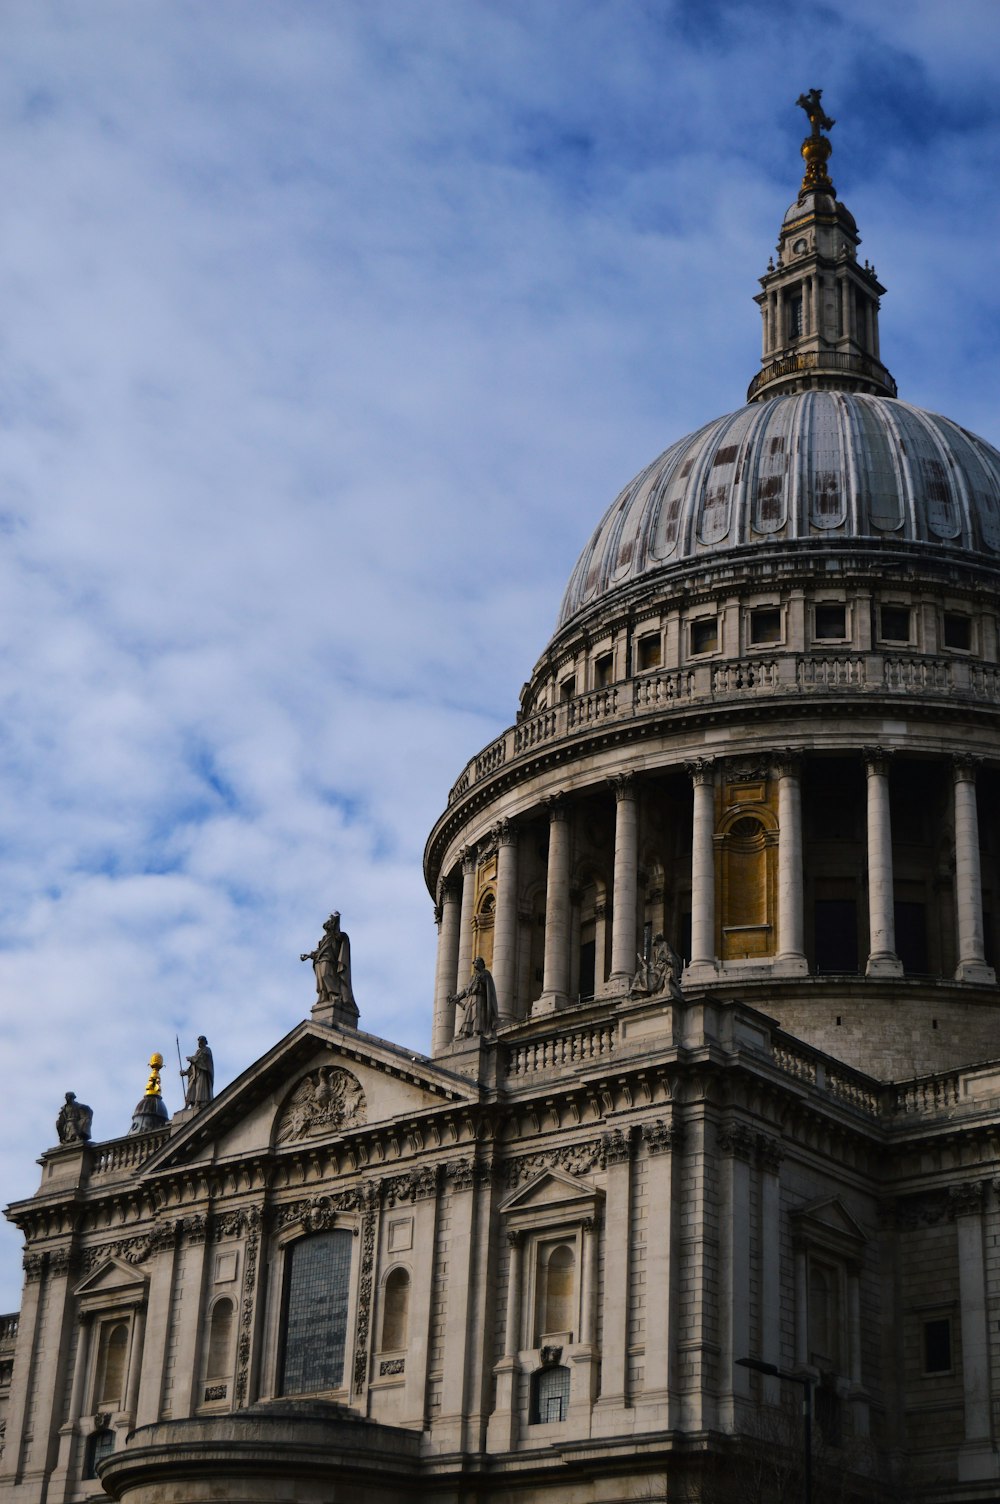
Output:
[[353, 1193, 378, 1394], [233, 1208, 263, 1409], [718, 1123, 757, 1161], [22, 1253, 44, 1283], [379, 1357, 405, 1376], [949, 1181, 986, 1218], [383, 1166, 439, 1207], [601, 1127, 634, 1165], [275, 1068, 366, 1145], [890, 1191, 952, 1231], [502, 1140, 605, 1188], [642, 1119, 683, 1155]]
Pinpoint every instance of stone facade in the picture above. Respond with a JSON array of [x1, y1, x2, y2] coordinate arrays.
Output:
[[5, 104, 1000, 1504]]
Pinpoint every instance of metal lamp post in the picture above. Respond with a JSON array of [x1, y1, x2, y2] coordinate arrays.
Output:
[[736, 1357, 814, 1504]]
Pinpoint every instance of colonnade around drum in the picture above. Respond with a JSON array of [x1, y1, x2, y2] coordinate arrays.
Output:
[[431, 753, 996, 1053]]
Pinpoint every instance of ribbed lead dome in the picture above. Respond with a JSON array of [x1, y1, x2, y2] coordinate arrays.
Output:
[[557, 393, 1000, 629]]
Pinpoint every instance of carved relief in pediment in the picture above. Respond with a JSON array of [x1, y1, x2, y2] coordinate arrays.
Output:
[[275, 1067, 366, 1145]]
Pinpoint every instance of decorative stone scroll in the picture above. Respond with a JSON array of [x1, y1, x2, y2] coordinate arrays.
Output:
[[275, 1067, 366, 1145], [503, 1139, 605, 1188], [353, 1185, 379, 1394], [233, 1206, 263, 1409]]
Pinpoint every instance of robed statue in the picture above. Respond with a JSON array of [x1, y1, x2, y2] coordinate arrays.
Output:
[[56, 1091, 93, 1144], [181, 1036, 214, 1107], [630, 933, 683, 1001], [452, 956, 498, 1038], [301, 912, 356, 1009]]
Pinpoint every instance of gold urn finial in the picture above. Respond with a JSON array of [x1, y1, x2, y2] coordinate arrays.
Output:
[[796, 87, 835, 195], [145, 1052, 165, 1097]]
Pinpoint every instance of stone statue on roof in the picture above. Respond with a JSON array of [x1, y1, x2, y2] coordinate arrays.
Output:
[[56, 1091, 93, 1144]]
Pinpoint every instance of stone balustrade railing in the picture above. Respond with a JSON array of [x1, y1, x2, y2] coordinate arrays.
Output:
[[505, 1022, 618, 1078], [448, 651, 994, 806], [891, 1072, 964, 1116], [90, 1128, 171, 1178]]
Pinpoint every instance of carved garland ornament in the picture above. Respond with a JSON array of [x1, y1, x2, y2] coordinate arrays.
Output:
[[353, 1184, 379, 1394], [275, 1067, 366, 1145], [233, 1206, 263, 1409]]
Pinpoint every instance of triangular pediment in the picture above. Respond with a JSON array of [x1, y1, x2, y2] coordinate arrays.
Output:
[[792, 1196, 868, 1250], [136, 1019, 479, 1175], [74, 1256, 148, 1303], [500, 1167, 599, 1216]]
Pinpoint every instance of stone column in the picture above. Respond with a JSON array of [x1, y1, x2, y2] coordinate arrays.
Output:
[[718, 1126, 754, 1429], [455, 847, 477, 1007], [759, 1138, 783, 1408], [686, 760, 718, 980], [432, 875, 462, 1053], [776, 754, 808, 974], [593, 1129, 632, 1431], [487, 1231, 523, 1452], [536, 798, 571, 1013], [609, 774, 639, 989], [953, 761, 995, 983], [638, 1121, 679, 1429], [864, 748, 902, 976], [951, 1182, 992, 1472], [492, 821, 519, 1022]]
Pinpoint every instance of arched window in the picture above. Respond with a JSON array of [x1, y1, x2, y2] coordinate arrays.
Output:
[[380, 1267, 410, 1351], [535, 1242, 575, 1341], [530, 1364, 571, 1424], [83, 1428, 115, 1479], [279, 1229, 353, 1396], [95, 1321, 128, 1409], [206, 1298, 234, 1380]]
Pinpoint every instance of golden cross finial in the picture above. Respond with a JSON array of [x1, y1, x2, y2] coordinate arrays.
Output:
[[795, 88, 835, 195]]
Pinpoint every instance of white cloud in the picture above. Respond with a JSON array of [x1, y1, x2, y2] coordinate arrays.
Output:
[[0, 1, 998, 1307]]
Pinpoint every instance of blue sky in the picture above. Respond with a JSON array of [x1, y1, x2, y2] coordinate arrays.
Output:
[[0, 0, 999, 1306]]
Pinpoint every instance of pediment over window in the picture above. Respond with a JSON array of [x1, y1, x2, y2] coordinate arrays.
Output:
[[500, 1168, 602, 1231], [74, 1257, 148, 1313], [792, 1196, 868, 1258]]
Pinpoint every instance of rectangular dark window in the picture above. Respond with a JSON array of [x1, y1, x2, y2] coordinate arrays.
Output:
[[280, 1230, 353, 1395], [943, 613, 972, 650], [895, 900, 929, 974], [690, 618, 718, 655], [815, 603, 846, 640], [923, 1317, 952, 1374], [578, 939, 596, 1000], [789, 294, 803, 338], [559, 675, 575, 702], [637, 633, 662, 671], [814, 899, 859, 973], [879, 605, 911, 643], [594, 653, 613, 688], [750, 607, 782, 645]]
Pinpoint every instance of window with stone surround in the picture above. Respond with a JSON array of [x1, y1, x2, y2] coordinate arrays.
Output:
[[380, 1266, 410, 1353], [535, 1241, 575, 1343], [94, 1320, 128, 1410], [279, 1230, 353, 1396], [814, 601, 847, 640], [943, 612, 972, 651], [205, 1297, 234, 1392], [83, 1427, 115, 1479], [922, 1316, 953, 1375], [594, 652, 613, 688], [690, 617, 719, 655], [878, 603, 911, 644], [530, 1363, 571, 1424], [637, 632, 662, 671]]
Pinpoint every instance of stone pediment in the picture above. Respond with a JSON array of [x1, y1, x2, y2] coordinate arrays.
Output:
[[500, 1167, 600, 1220], [792, 1196, 868, 1255], [74, 1256, 148, 1312], [137, 1020, 478, 1174]]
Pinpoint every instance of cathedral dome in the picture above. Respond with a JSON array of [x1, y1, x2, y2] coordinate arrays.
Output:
[[557, 393, 1000, 631]]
